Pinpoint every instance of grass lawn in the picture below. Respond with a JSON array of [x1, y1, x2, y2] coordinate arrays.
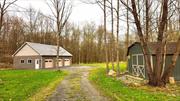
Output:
[[81, 62, 127, 72], [87, 63, 180, 101], [0, 70, 68, 101]]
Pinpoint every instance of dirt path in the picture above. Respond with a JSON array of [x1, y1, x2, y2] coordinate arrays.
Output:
[[47, 66, 110, 101]]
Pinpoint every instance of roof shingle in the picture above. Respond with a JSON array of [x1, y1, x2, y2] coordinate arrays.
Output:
[[26, 42, 72, 56], [127, 42, 179, 55]]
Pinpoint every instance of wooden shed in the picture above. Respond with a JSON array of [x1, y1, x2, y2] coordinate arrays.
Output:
[[12, 42, 73, 69], [127, 42, 180, 81]]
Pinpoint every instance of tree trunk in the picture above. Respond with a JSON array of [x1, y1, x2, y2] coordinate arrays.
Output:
[[145, 0, 149, 42], [152, 0, 168, 86], [130, 0, 154, 84], [56, 33, 60, 69], [110, 0, 115, 70], [104, 0, 109, 73], [125, 0, 129, 61], [116, 0, 120, 75]]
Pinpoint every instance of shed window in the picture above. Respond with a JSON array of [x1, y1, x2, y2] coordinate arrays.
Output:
[[27, 59, 32, 64], [132, 56, 137, 65], [20, 60, 25, 64], [138, 55, 144, 65]]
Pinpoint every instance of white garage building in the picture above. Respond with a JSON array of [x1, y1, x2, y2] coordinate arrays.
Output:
[[13, 42, 73, 69]]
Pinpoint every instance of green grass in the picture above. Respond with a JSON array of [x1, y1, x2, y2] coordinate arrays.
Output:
[[81, 62, 127, 72], [88, 64, 180, 101], [0, 70, 68, 101]]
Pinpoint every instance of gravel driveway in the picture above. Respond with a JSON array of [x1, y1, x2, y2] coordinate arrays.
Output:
[[47, 66, 110, 101]]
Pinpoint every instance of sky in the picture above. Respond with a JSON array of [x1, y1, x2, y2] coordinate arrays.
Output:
[[12, 0, 126, 34], [14, 0, 103, 27]]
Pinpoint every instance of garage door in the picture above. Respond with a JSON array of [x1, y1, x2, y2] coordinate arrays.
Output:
[[45, 59, 53, 68], [64, 59, 70, 66], [58, 59, 63, 67]]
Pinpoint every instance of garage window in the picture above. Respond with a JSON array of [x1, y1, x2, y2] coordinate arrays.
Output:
[[20, 60, 25, 64], [27, 59, 32, 64], [65, 59, 69, 61]]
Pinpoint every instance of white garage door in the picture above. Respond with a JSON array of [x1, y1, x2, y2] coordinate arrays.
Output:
[[64, 59, 70, 66], [58, 59, 63, 67], [45, 59, 53, 68]]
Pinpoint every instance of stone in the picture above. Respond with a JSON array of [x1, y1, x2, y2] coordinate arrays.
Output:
[[133, 83, 141, 87], [169, 77, 175, 84], [108, 70, 116, 76]]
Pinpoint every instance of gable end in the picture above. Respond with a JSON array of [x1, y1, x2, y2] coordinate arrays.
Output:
[[13, 43, 40, 56]]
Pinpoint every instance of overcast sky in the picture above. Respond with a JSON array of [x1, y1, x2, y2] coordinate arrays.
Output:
[[14, 0, 103, 26], [13, 0, 126, 34]]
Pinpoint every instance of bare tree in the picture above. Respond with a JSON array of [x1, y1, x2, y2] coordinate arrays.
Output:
[[0, 0, 18, 37], [145, 0, 150, 41], [103, 0, 109, 73], [116, 0, 120, 75], [124, 0, 130, 62], [47, 0, 72, 69], [120, 0, 175, 86], [107, 0, 115, 70], [24, 7, 40, 42]]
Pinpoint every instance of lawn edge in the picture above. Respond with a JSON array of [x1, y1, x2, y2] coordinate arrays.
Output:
[[88, 68, 121, 101], [27, 71, 68, 101]]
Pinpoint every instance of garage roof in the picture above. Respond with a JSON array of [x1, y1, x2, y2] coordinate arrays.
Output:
[[13, 42, 73, 57]]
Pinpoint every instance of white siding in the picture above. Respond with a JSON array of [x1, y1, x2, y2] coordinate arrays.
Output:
[[15, 45, 39, 56]]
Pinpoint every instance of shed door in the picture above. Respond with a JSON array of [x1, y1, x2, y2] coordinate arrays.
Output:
[[45, 59, 53, 68], [58, 59, 63, 67], [132, 54, 145, 78], [64, 59, 70, 66]]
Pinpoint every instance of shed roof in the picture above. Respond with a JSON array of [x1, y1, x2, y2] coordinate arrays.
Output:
[[127, 42, 179, 55], [13, 42, 73, 57]]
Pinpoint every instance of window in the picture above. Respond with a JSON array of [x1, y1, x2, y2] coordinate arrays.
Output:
[[27, 59, 32, 64], [20, 60, 25, 64], [65, 59, 69, 61], [138, 55, 144, 65], [132, 55, 137, 65]]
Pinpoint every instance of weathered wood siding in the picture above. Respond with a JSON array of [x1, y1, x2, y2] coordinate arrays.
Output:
[[152, 55, 180, 80], [128, 43, 180, 81], [127, 44, 148, 78]]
